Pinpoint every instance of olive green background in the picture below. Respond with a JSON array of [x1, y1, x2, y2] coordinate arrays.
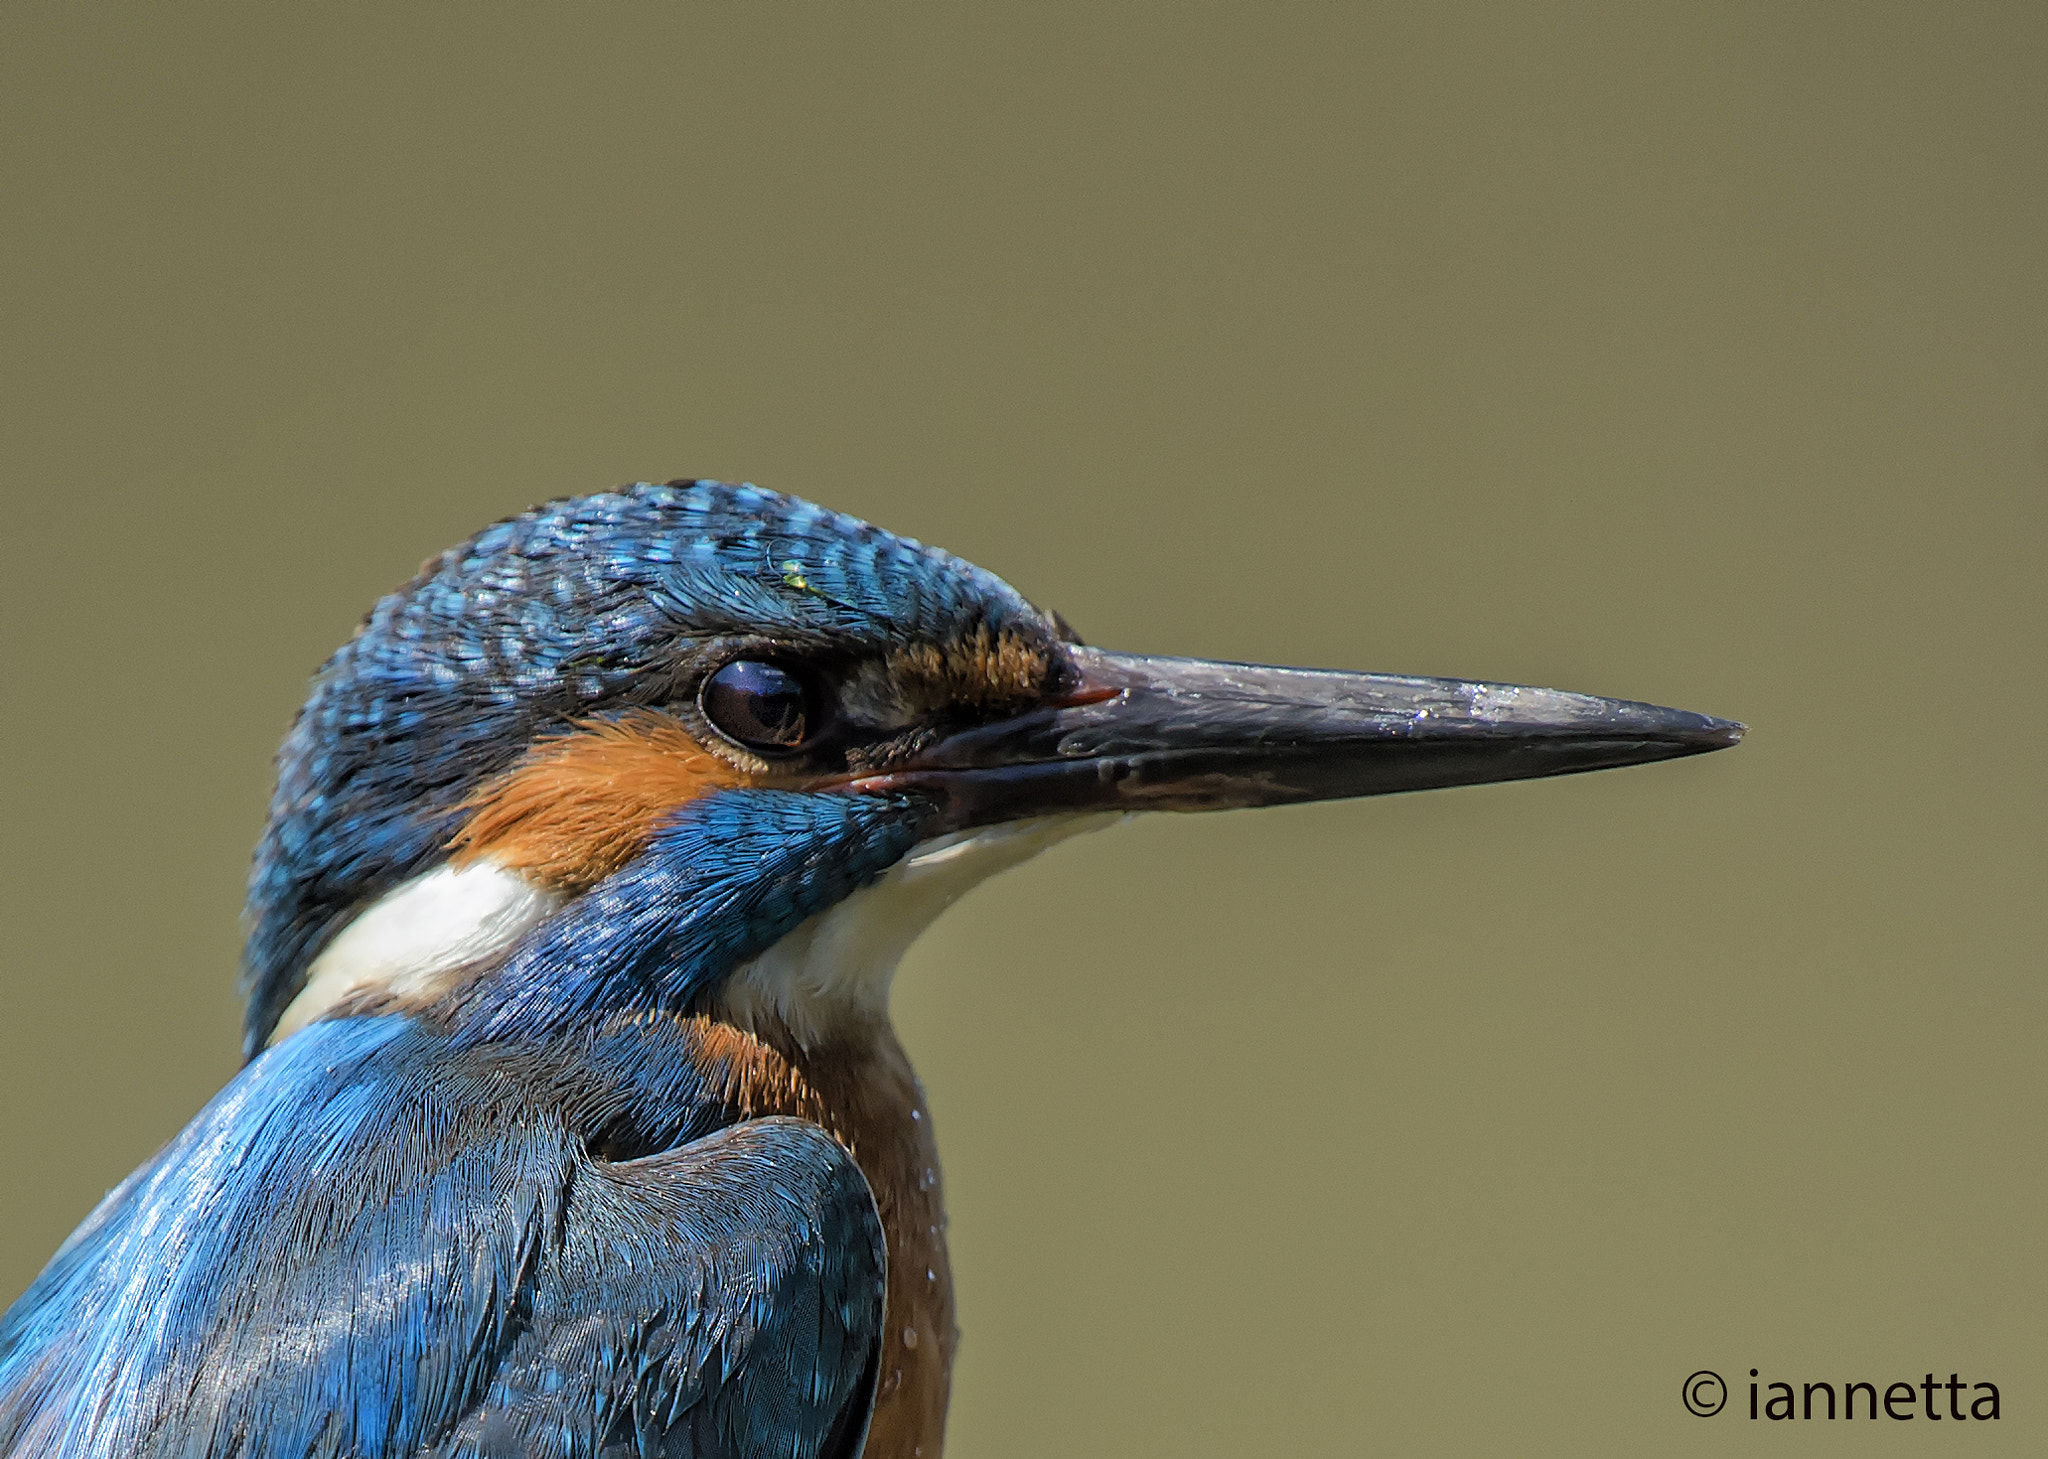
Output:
[[2, 5, 2041, 1454]]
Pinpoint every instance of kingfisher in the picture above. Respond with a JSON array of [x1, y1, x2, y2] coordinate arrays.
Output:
[[0, 481, 1738, 1457]]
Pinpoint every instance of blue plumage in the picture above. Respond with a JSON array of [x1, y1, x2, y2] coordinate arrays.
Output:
[[244, 481, 1049, 1058], [461, 791, 930, 1045], [0, 1010, 884, 1458], [1, 478, 1739, 1456], [4, 482, 1006, 1457]]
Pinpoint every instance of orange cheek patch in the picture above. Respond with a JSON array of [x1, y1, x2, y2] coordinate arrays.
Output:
[[449, 712, 753, 893]]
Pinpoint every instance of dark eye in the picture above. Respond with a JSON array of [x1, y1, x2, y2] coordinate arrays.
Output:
[[701, 660, 816, 752]]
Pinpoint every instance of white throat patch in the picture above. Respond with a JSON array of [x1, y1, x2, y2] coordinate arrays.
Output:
[[269, 860, 560, 1045], [267, 813, 1116, 1049], [714, 813, 1119, 1047]]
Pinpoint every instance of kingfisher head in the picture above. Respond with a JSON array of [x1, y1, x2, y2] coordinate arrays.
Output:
[[244, 479, 1740, 1056]]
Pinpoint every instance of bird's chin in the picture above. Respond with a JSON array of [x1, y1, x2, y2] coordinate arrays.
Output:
[[709, 813, 1123, 1049]]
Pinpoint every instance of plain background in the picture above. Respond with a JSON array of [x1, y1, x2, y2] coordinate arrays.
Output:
[[2, 5, 2041, 1455]]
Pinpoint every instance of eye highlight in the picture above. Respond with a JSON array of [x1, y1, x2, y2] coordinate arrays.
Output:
[[701, 660, 816, 753]]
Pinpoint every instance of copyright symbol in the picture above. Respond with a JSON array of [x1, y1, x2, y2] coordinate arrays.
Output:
[[1682, 1370, 1727, 1417]]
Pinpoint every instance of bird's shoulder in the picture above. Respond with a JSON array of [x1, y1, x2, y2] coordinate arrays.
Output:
[[0, 1013, 884, 1459]]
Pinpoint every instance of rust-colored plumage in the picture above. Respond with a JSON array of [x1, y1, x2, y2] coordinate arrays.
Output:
[[450, 713, 750, 893], [887, 624, 1052, 714], [755, 1019, 955, 1459]]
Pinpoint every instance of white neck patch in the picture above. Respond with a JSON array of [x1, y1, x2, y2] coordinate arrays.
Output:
[[714, 813, 1120, 1047], [268, 860, 560, 1045], [266, 813, 1117, 1049]]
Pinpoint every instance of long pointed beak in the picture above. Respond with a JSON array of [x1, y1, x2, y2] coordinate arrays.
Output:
[[850, 646, 1744, 831]]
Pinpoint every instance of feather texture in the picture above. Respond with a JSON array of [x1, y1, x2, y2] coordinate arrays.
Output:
[[0, 1015, 885, 1459], [8, 481, 1085, 1457], [243, 480, 1056, 1057]]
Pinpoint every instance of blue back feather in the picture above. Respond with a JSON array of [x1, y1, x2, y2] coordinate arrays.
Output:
[[0, 1013, 886, 1456]]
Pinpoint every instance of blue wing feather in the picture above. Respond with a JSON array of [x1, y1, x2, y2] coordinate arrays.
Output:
[[0, 1017, 884, 1459], [439, 1120, 882, 1459]]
